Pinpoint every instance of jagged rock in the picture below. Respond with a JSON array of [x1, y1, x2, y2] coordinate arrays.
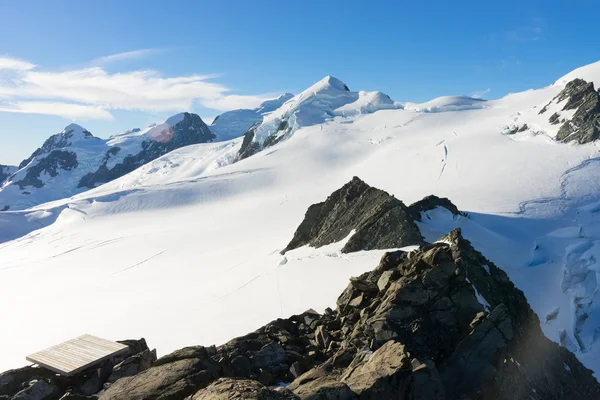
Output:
[[104, 348, 157, 385], [15, 151, 78, 189], [340, 340, 410, 396], [281, 177, 423, 254], [555, 78, 600, 144], [410, 359, 445, 400], [407, 194, 464, 221], [287, 366, 355, 400], [11, 379, 60, 400], [98, 358, 216, 400], [0, 367, 56, 397], [235, 123, 262, 161], [251, 342, 286, 369], [187, 378, 298, 399], [314, 326, 331, 350]]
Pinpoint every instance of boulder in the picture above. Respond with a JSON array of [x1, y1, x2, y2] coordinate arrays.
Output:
[[99, 357, 217, 400], [187, 378, 297, 399]]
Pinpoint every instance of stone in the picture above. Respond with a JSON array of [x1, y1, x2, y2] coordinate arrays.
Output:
[[376, 271, 394, 292], [0, 367, 56, 398], [287, 367, 355, 400], [105, 348, 157, 385], [314, 326, 332, 350], [341, 340, 410, 395], [187, 378, 298, 399], [99, 358, 216, 400], [11, 379, 60, 400], [251, 343, 286, 369], [289, 362, 303, 379], [230, 356, 252, 378]]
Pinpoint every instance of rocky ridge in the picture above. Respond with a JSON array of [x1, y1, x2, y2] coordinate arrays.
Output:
[[508, 78, 600, 144], [1, 178, 599, 399]]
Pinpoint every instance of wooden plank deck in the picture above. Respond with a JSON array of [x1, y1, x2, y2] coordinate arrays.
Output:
[[26, 334, 129, 376]]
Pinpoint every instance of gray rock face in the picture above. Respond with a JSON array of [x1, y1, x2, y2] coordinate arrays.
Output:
[[186, 378, 297, 400], [79, 113, 214, 188], [0, 165, 17, 186], [282, 177, 424, 254], [15, 151, 78, 189], [555, 78, 600, 143], [407, 195, 464, 221]]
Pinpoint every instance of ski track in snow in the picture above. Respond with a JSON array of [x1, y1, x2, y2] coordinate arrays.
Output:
[[113, 250, 167, 274]]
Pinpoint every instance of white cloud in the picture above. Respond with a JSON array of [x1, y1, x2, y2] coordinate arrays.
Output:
[[471, 88, 491, 99], [202, 93, 280, 111], [0, 54, 278, 120], [0, 56, 35, 71], [0, 101, 114, 120], [90, 49, 163, 66]]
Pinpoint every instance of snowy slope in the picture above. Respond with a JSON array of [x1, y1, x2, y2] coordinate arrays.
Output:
[[0, 113, 214, 211], [2, 61, 600, 380], [210, 93, 294, 141], [402, 95, 488, 113]]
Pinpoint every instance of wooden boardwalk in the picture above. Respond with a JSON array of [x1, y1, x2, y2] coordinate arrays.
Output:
[[26, 334, 129, 376]]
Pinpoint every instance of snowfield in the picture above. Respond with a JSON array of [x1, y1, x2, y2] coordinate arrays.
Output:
[[2, 61, 600, 379]]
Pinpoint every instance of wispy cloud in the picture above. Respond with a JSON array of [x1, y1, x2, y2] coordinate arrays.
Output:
[[0, 56, 36, 71], [0, 53, 278, 120], [90, 49, 163, 66], [471, 88, 491, 99], [0, 101, 114, 120]]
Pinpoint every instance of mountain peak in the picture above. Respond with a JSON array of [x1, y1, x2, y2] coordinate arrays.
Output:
[[164, 112, 187, 127], [309, 75, 350, 93]]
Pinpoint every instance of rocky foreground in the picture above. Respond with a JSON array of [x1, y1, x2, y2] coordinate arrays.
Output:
[[2, 178, 599, 399]]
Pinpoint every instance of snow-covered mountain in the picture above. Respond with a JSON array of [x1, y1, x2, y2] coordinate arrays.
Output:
[[210, 93, 294, 141], [0, 113, 214, 210], [2, 61, 600, 384], [236, 76, 403, 159]]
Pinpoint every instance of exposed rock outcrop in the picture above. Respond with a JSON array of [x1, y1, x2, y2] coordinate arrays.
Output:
[[554, 78, 600, 144], [282, 177, 424, 254], [407, 195, 464, 221], [15, 151, 78, 189], [186, 378, 297, 400], [0, 165, 17, 186]]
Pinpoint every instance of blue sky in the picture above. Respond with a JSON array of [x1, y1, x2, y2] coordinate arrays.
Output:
[[0, 0, 599, 164]]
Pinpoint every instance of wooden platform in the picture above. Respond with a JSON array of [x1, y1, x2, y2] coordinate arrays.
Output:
[[26, 334, 129, 376]]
